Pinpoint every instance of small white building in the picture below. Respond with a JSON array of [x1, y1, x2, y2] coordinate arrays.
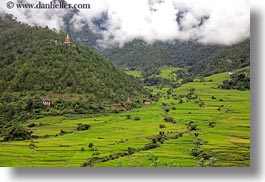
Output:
[[42, 99, 52, 106], [228, 71, 234, 75], [143, 99, 152, 105]]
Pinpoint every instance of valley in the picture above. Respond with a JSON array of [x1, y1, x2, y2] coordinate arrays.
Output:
[[0, 67, 250, 167], [0, 15, 250, 167]]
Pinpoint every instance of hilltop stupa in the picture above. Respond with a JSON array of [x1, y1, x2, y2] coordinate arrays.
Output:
[[64, 34, 71, 45]]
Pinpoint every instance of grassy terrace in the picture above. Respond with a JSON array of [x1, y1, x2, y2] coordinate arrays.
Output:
[[0, 68, 250, 167]]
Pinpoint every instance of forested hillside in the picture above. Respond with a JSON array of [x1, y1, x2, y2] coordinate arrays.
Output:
[[0, 15, 146, 131], [64, 8, 249, 78], [0, 15, 144, 99], [102, 39, 221, 69], [102, 39, 249, 77], [70, 31, 249, 78], [189, 40, 250, 76]]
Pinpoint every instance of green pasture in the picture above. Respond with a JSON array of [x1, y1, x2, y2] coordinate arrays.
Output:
[[157, 66, 181, 79], [0, 69, 250, 167], [125, 70, 142, 77]]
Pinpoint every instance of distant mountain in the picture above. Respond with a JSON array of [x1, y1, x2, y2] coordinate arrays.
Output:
[[0, 15, 145, 103], [101, 39, 222, 69], [66, 17, 249, 77], [189, 39, 250, 76]]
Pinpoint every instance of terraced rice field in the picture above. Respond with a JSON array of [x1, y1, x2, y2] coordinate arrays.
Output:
[[0, 69, 250, 167]]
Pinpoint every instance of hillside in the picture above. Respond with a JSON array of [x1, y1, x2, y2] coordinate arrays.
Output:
[[189, 40, 250, 76], [0, 15, 146, 127], [0, 16, 144, 98], [0, 70, 250, 167], [62, 11, 222, 71], [101, 39, 221, 69], [66, 20, 249, 77]]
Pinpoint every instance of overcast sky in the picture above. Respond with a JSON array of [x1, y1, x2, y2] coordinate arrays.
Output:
[[0, 0, 250, 47]]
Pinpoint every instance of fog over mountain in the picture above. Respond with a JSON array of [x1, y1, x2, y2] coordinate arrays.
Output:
[[0, 0, 249, 47]]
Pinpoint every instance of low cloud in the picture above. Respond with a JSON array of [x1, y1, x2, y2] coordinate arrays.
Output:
[[0, 0, 68, 30], [0, 0, 250, 47]]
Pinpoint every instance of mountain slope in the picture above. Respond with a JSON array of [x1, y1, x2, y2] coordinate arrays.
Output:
[[0, 15, 145, 102], [189, 39, 250, 76], [65, 16, 249, 77], [101, 39, 222, 69], [69, 27, 249, 77]]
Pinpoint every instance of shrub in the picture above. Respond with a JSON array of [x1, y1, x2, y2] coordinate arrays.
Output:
[[193, 138, 205, 146], [92, 151, 100, 156], [31, 135, 39, 139], [126, 114, 131, 119], [164, 117, 176, 123], [43, 134, 50, 138], [187, 121, 198, 131], [29, 141, 35, 149], [59, 144, 69, 147], [178, 133, 183, 138], [128, 147, 135, 155], [165, 108, 170, 112], [157, 132, 166, 144], [159, 124, 166, 128], [134, 117, 140, 121], [28, 123, 36, 128], [198, 102, 205, 108], [188, 124, 197, 131], [178, 99, 183, 104], [172, 106, 176, 110], [80, 147, 85, 151], [60, 129, 67, 135], [208, 122, 216, 128], [88, 143, 94, 149], [143, 143, 160, 150], [77, 123, 91, 131], [191, 146, 203, 157], [81, 161, 89, 167]]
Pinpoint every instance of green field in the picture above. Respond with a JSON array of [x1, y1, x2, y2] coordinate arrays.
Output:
[[157, 66, 181, 79], [125, 70, 142, 77], [125, 66, 181, 80], [0, 68, 250, 167]]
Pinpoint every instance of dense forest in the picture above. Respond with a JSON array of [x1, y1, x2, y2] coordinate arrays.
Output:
[[219, 68, 250, 91], [0, 16, 144, 99], [69, 29, 249, 78], [190, 40, 250, 76], [102, 39, 221, 70], [64, 5, 249, 79], [0, 15, 146, 135]]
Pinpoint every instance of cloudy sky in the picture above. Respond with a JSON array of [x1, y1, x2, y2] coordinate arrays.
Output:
[[0, 0, 250, 47]]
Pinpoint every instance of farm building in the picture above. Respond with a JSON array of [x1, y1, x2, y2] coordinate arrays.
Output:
[[42, 99, 52, 106], [143, 99, 152, 105]]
